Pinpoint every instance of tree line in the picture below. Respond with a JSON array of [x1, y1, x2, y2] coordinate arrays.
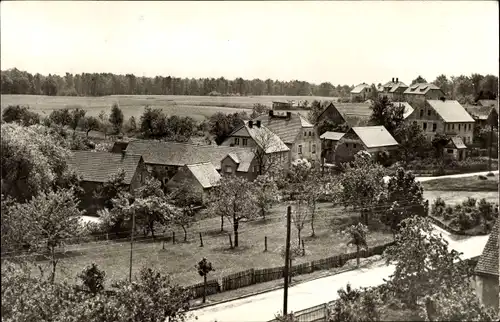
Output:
[[1, 68, 353, 97]]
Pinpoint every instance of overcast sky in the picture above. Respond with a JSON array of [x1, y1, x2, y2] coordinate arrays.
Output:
[[1, 1, 498, 86]]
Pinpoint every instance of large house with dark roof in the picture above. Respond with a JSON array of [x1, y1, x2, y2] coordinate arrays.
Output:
[[403, 83, 445, 103], [474, 218, 499, 312], [68, 150, 148, 214], [166, 162, 221, 203], [465, 104, 499, 128], [118, 140, 258, 183], [253, 111, 320, 164], [221, 119, 290, 174], [334, 126, 399, 165], [378, 78, 408, 101], [350, 83, 373, 102]]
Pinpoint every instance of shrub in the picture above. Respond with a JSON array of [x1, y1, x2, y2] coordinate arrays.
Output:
[[78, 263, 106, 295], [478, 175, 487, 180], [431, 198, 446, 218], [443, 206, 454, 221], [486, 172, 495, 177]]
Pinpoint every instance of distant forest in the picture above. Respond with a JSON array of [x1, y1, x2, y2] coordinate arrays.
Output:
[[1, 68, 497, 103]]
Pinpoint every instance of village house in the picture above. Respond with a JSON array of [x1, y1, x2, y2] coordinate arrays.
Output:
[[253, 111, 321, 164], [221, 120, 290, 173], [166, 162, 221, 204], [377, 78, 408, 101], [405, 99, 475, 160], [403, 83, 446, 103], [465, 104, 499, 128], [474, 218, 498, 313], [334, 126, 399, 165], [67, 150, 148, 215], [117, 140, 258, 184], [319, 131, 345, 165], [349, 83, 372, 102]]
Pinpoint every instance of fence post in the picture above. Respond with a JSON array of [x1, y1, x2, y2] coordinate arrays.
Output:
[[199, 232, 203, 247], [301, 239, 305, 256], [229, 234, 233, 249], [264, 236, 268, 252], [172, 231, 176, 244]]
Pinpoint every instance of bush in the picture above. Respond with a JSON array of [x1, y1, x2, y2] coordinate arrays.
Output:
[[78, 263, 106, 295], [431, 198, 446, 218], [478, 175, 487, 180], [486, 172, 495, 177]]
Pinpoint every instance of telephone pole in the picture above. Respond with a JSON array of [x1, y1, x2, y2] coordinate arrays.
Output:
[[129, 210, 135, 282], [283, 205, 292, 316], [488, 123, 494, 172]]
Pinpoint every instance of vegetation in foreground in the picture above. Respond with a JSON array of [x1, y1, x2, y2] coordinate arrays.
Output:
[[422, 174, 499, 192]]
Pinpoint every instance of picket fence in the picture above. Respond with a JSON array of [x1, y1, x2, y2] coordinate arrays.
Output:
[[187, 241, 394, 299]]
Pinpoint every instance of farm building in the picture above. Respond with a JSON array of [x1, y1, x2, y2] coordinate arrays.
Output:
[[334, 126, 399, 165], [350, 83, 373, 102], [474, 218, 499, 312], [67, 150, 148, 215], [253, 111, 321, 164], [403, 83, 445, 103], [465, 105, 498, 128], [166, 162, 221, 204], [377, 78, 408, 101], [320, 131, 345, 165]]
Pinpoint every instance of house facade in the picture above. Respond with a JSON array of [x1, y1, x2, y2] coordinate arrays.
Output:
[[350, 83, 372, 102], [474, 218, 499, 313], [334, 126, 399, 165], [320, 131, 345, 164], [465, 105, 499, 129], [378, 78, 408, 101], [403, 83, 445, 103]]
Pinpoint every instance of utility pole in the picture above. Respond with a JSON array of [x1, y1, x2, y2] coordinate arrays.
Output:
[[129, 209, 135, 282], [488, 123, 493, 172], [283, 205, 292, 316]]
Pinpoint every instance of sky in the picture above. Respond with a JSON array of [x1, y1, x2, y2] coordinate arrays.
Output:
[[1, 1, 498, 86]]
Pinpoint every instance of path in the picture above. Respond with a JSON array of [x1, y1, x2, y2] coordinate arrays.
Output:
[[383, 170, 499, 184], [187, 225, 488, 322]]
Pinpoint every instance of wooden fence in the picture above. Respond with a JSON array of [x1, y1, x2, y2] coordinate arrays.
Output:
[[187, 241, 395, 299]]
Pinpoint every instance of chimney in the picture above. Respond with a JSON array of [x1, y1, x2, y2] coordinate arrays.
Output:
[[396, 78, 398, 83], [286, 112, 291, 120], [248, 120, 253, 128], [256, 120, 261, 128], [269, 110, 274, 117], [392, 78, 395, 82], [440, 97, 446, 102]]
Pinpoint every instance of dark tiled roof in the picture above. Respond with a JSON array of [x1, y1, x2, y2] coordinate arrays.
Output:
[[465, 105, 495, 120], [126, 140, 255, 172], [475, 218, 499, 277], [478, 100, 498, 111], [68, 150, 142, 184], [254, 113, 305, 144], [404, 83, 442, 95]]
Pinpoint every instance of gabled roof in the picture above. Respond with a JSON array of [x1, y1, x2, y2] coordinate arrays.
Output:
[[253, 113, 306, 144], [125, 140, 255, 172], [236, 121, 289, 153], [68, 150, 142, 185], [447, 136, 467, 149], [404, 83, 443, 95], [382, 81, 408, 93], [350, 126, 399, 148], [335, 103, 373, 117], [351, 83, 370, 94], [475, 218, 499, 277], [320, 131, 345, 141], [185, 163, 221, 189], [464, 105, 495, 121], [298, 114, 313, 128], [477, 100, 498, 110], [427, 100, 475, 123]]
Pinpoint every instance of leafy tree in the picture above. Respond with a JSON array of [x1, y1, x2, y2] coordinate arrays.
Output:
[[431, 133, 449, 160], [196, 257, 215, 304], [369, 96, 404, 136], [307, 100, 324, 124], [8, 188, 84, 283], [78, 263, 106, 295], [291, 199, 309, 245], [394, 122, 430, 164], [94, 168, 129, 210], [109, 103, 124, 134], [78, 115, 100, 137], [328, 284, 381, 322], [164, 115, 197, 142], [127, 115, 137, 132], [253, 173, 281, 220], [384, 216, 470, 308], [410, 76, 427, 85], [2, 105, 40, 126], [208, 111, 247, 145], [49, 108, 72, 127], [317, 119, 349, 136], [343, 223, 368, 267], [339, 152, 386, 225], [1, 123, 78, 202], [433, 74, 451, 97], [304, 168, 326, 237], [250, 103, 270, 118], [130, 195, 175, 239], [207, 175, 257, 247], [140, 106, 168, 138], [69, 108, 86, 134], [98, 110, 112, 139], [379, 168, 427, 237], [479, 74, 498, 99]]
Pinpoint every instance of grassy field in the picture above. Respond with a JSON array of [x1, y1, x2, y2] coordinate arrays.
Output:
[[30, 202, 392, 287], [423, 190, 499, 206], [0, 94, 336, 122], [421, 174, 499, 192]]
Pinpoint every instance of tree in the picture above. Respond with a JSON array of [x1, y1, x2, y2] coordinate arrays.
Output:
[[317, 119, 349, 136], [328, 284, 381, 322], [340, 152, 386, 225], [2, 105, 40, 126], [343, 223, 368, 267], [127, 116, 137, 132], [94, 169, 129, 210], [433, 74, 451, 97], [393, 122, 430, 164], [208, 111, 247, 145], [49, 108, 72, 127], [384, 216, 470, 308], [250, 103, 270, 118], [169, 183, 201, 241], [307, 100, 324, 124], [98, 110, 112, 139], [1, 123, 78, 202], [196, 257, 215, 304], [252, 173, 281, 220], [369, 96, 405, 136], [78, 263, 106, 295], [379, 168, 427, 237], [140, 106, 168, 138], [304, 168, 326, 237], [207, 175, 257, 247], [291, 199, 309, 245], [70, 108, 86, 134], [431, 133, 450, 160], [109, 103, 124, 134], [410, 76, 427, 85], [78, 115, 100, 137], [8, 188, 84, 283]]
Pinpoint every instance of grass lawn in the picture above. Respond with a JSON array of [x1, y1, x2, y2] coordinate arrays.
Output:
[[421, 174, 499, 192], [423, 190, 499, 206], [31, 202, 392, 287], [0, 94, 336, 122]]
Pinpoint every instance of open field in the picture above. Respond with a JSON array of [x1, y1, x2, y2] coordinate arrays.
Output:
[[0, 94, 336, 122], [421, 174, 499, 192], [28, 202, 392, 287]]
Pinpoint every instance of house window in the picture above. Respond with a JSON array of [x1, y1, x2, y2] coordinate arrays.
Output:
[[468, 124, 471, 131], [458, 124, 461, 131], [432, 123, 437, 132], [312, 144, 316, 154], [353, 143, 357, 149], [423, 122, 427, 130], [234, 138, 240, 145], [447, 149, 454, 154], [309, 143, 311, 152], [225, 166, 233, 173], [420, 109, 424, 118], [242, 138, 248, 146], [452, 124, 454, 130], [309, 131, 312, 137], [346, 143, 349, 148], [427, 110, 431, 116], [298, 145, 302, 154]]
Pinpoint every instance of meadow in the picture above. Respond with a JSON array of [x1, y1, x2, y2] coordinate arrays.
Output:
[[0, 94, 337, 122]]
